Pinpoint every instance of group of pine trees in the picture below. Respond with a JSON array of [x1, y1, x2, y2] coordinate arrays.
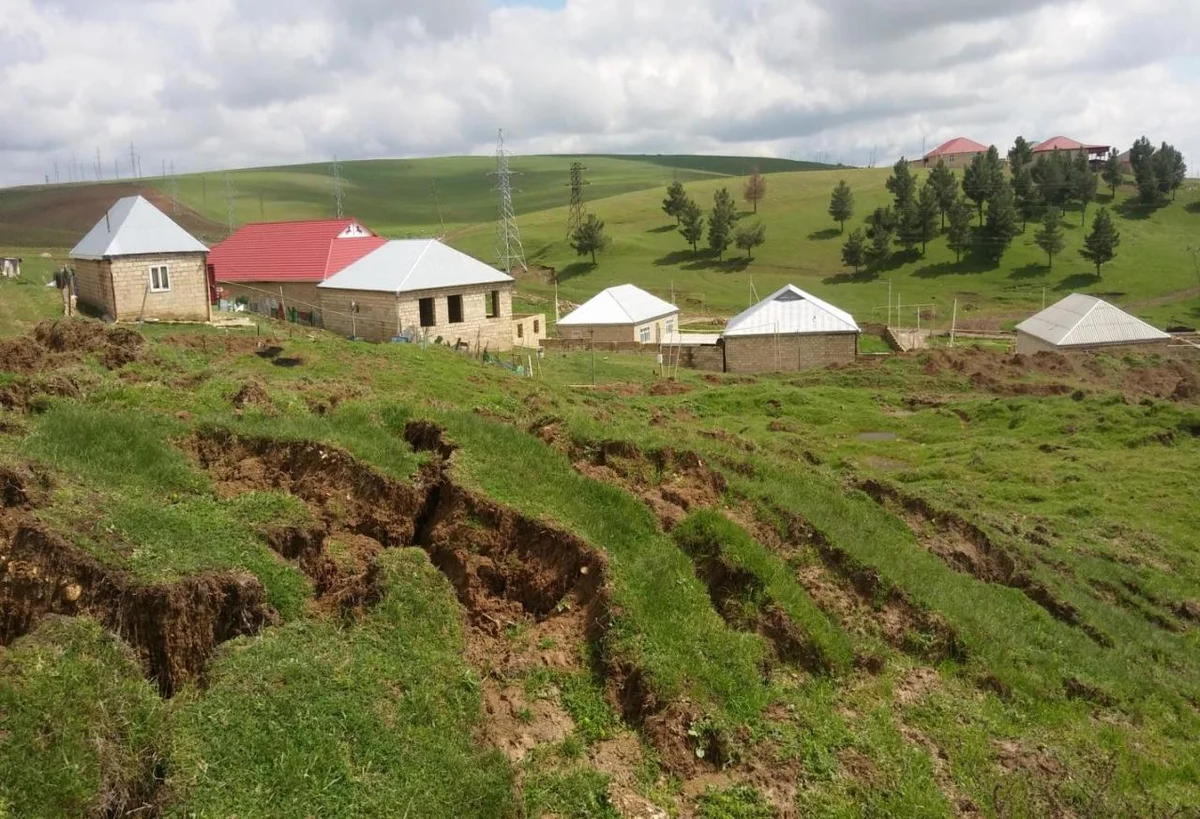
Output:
[[831, 134, 1185, 279], [663, 174, 768, 261]]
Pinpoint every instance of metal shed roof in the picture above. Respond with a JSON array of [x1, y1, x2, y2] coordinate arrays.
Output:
[[316, 240, 512, 294], [722, 284, 859, 337], [70, 195, 208, 260], [1015, 294, 1169, 347], [557, 284, 678, 326]]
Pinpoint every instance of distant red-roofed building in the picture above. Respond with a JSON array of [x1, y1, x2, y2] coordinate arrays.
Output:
[[1031, 136, 1110, 169], [208, 218, 386, 324], [914, 137, 989, 170]]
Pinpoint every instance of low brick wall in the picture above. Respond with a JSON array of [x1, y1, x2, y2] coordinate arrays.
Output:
[[676, 344, 725, 372], [72, 252, 210, 322], [724, 333, 857, 372]]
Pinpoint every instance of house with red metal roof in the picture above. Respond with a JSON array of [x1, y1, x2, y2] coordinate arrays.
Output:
[[1031, 136, 1111, 168], [914, 137, 988, 170], [207, 218, 387, 324]]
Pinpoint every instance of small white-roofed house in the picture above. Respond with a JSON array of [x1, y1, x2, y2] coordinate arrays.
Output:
[[316, 239, 519, 350], [1014, 294, 1170, 355], [556, 284, 679, 344], [721, 284, 860, 372], [69, 195, 210, 322]]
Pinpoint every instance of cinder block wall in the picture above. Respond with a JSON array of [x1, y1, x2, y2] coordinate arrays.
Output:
[[219, 282, 323, 316], [513, 314, 547, 347], [677, 344, 726, 372], [72, 252, 209, 322], [724, 333, 857, 372], [71, 258, 115, 317], [557, 312, 678, 344], [321, 283, 514, 351]]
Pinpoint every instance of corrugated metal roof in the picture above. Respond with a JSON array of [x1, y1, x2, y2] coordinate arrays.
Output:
[[722, 284, 859, 337], [70, 196, 208, 259], [316, 240, 513, 294], [1032, 136, 1108, 153], [924, 137, 988, 158], [1015, 294, 1169, 347], [209, 219, 384, 283], [557, 285, 678, 326]]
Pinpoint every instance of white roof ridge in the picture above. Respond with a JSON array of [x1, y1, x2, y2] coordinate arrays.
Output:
[[1060, 296, 1102, 344], [393, 239, 436, 294]]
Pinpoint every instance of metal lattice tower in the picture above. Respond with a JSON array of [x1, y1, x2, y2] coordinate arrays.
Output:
[[566, 161, 589, 237], [168, 161, 180, 215], [490, 129, 527, 274], [332, 156, 345, 218], [224, 172, 237, 234]]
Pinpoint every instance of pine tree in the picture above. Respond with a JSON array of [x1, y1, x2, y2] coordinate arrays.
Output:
[[1153, 142, 1187, 200], [570, 213, 609, 264], [1072, 152, 1098, 225], [1033, 207, 1065, 270], [1033, 153, 1069, 209], [1101, 148, 1123, 197], [897, 202, 921, 254], [662, 181, 688, 224], [1011, 160, 1035, 230], [841, 229, 866, 274], [1080, 208, 1120, 277], [678, 197, 703, 253], [743, 167, 767, 213], [915, 182, 939, 254], [946, 197, 973, 263], [1130, 137, 1159, 204], [962, 153, 991, 226], [1008, 137, 1033, 169], [828, 180, 854, 232], [735, 221, 766, 260], [886, 157, 917, 209], [927, 159, 957, 230], [984, 179, 1021, 260], [707, 187, 739, 259], [865, 207, 897, 268]]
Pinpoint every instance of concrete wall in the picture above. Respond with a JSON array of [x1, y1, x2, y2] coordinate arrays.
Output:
[[676, 343, 726, 372], [513, 314, 546, 347], [557, 311, 679, 344], [724, 333, 857, 372], [321, 282, 515, 351], [1016, 331, 1171, 356], [219, 281, 323, 322], [71, 252, 210, 322]]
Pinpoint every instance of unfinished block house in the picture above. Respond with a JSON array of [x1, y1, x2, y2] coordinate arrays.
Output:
[[556, 284, 679, 343], [317, 240, 517, 350], [70, 196, 210, 322], [1014, 294, 1170, 355], [721, 284, 860, 372]]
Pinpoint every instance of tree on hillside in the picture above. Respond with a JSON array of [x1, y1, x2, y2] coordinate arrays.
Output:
[[1033, 151, 1071, 209], [829, 180, 854, 232], [1008, 137, 1034, 169], [984, 178, 1021, 260], [897, 202, 921, 255], [1071, 152, 1098, 225], [570, 213, 609, 264], [946, 197, 974, 263], [743, 167, 767, 213], [963, 153, 992, 225], [914, 182, 940, 254], [1153, 142, 1187, 200], [678, 198, 704, 253], [886, 157, 917, 210], [1130, 137, 1159, 204], [708, 187, 739, 259], [927, 159, 957, 230], [735, 221, 767, 260], [662, 181, 688, 225], [841, 229, 866, 274], [1010, 159, 1036, 230], [865, 206, 897, 268], [1101, 148, 1124, 197], [1033, 206, 1066, 270], [1080, 208, 1120, 277]]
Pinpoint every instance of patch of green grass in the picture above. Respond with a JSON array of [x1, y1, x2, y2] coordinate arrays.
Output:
[[558, 671, 621, 744], [167, 548, 514, 818], [0, 618, 165, 819], [695, 784, 777, 819], [521, 766, 619, 819]]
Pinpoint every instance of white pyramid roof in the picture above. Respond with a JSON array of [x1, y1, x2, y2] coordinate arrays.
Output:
[[1015, 294, 1169, 347], [318, 240, 512, 294], [723, 284, 859, 337], [70, 196, 207, 260], [558, 284, 677, 326]]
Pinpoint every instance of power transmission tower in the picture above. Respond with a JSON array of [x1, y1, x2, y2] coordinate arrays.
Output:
[[431, 179, 445, 237], [54, 162, 59, 184], [129, 143, 137, 179], [95, 147, 102, 181], [566, 161, 589, 237], [224, 173, 237, 234], [113, 158, 120, 180], [331, 156, 344, 218], [169, 161, 180, 215], [490, 129, 527, 275]]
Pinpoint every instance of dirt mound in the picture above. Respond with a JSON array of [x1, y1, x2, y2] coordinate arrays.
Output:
[[0, 319, 143, 375], [647, 380, 694, 396], [0, 523, 273, 695], [0, 338, 46, 374], [230, 381, 273, 412]]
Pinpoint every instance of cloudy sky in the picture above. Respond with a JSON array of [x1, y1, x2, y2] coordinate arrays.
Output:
[[2, 0, 1197, 186]]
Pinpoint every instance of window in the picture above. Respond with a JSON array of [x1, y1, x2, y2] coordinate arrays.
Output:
[[419, 297, 435, 327], [487, 290, 500, 318], [533, 319, 540, 334], [447, 294, 464, 324], [517, 323, 525, 339], [639, 326, 651, 343], [665, 319, 675, 335], [149, 265, 170, 292]]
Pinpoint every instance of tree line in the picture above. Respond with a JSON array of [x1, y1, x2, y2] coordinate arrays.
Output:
[[830, 135, 1185, 279], [662, 169, 768, 261]]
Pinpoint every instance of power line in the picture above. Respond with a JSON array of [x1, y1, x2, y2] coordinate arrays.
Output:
[[490, 129, 527, 275]]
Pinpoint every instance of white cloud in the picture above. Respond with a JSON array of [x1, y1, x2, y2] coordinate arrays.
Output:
[[1, 0, 1197, 186]]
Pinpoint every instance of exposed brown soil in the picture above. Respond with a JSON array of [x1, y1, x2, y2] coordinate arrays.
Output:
[[894, 666, 942, 706], [859, 479, 1112, 647], [230, 380, 274, 413], [481, 681, 575, 762], [590, 733, 670, 818], [0, 319, 143, 376]]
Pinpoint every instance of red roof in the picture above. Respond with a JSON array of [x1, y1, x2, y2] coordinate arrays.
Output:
[[925, 137, 988, 158], [1032, 136, 1109, 153], [208, 219, 387, 283]]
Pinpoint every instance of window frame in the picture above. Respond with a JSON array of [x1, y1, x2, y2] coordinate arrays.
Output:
[[516, 322, 524, 339], [639, 326, 651, 343], [487, 290, 500, 318], [149, 264, 171, 293], [418, 297, 436, 328], [447, 294, 464, 324], [533, 319, 540, 334]]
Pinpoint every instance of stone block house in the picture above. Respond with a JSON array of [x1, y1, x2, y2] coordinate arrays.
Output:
[[720, 284, 859, 372], [207, 219, 386, 324], [1014, 294, 1169, 355], [556, 284, 679, 343], [317, 240, 517, 351], [69, 196, 210, 322]]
